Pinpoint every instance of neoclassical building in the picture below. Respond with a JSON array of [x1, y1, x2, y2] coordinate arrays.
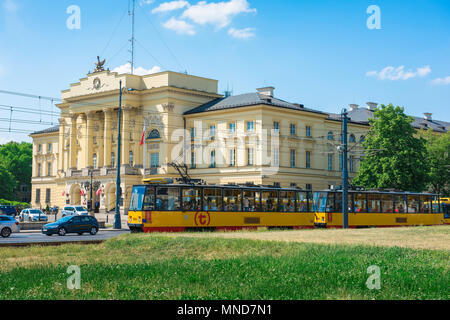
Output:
[[30, 67, 448, 213]]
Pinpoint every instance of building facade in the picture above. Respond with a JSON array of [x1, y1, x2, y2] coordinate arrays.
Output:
[[30, 68, 448, 213]]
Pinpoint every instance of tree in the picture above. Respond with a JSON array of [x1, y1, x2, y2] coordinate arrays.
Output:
[[420, 131, 450, 196], [0, 165, 16, 201], [0, 142, 33, 198], [353, 104, 429, 192]]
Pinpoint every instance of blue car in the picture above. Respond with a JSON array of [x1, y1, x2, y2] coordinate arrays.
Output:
[[42, 215, 99, 236]]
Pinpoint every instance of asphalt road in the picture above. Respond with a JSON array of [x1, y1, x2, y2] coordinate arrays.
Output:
[[0, 230, 129, 246]]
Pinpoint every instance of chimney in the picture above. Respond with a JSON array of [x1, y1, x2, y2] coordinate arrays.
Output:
[[424, 113, 432, 121], [257, 87, 275, 98], [366, 102, 378, 111], [349, 104, 359, 111]]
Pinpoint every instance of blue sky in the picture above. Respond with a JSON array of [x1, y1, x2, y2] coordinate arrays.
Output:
[[0, 0, 449, 143]]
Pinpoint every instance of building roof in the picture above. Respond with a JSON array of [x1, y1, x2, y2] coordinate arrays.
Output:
[[184, 92, 327, 116], [30, 125, 60, 136], [347, 108, 449, 133]]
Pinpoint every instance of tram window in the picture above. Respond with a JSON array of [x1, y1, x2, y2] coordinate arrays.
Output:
[[296, 192, 309, 212], [407, 195, 419, 213], [280, 191, 295, 212], [368, 194, 381, 213], [326, 193, 335, 213], [261, 191, 278, 212], [129, 186, 146, 211], [224, 189, 242, 212], [243, 190, 260, 212], [421, 196, 432, 213], [156, 187, 180, 211], [432, 196, 440, 213], [354, 193, 367, 213], [182, 188, 202, 211], [334, 192, 342, 212], [204, 188, 223, 211], [143, 187, 155, 211], [313, 192, 328, 213], [394, 195, 407, 213], [382, 194, 394, 213]]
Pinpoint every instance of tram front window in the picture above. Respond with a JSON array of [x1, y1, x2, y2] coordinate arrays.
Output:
[[313, 192, 329, 213], [129, 186, 145, 211]]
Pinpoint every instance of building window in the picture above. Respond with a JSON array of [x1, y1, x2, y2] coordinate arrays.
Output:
[[273, 148, 279, 167], [306, 126, 311, 137], [247, 148, 254, 166], [190, 128, 196, 140], [35, 189, 41, 204], [306, 184, 312, 190], [328, 154, 333, 171], [349, 155, 355, 173], [45, 189, 51, 204], [38, 144, 42, 153], [306, 151, 311, 169], [290, 149, 296, 168], [93, 154, 98, 169], [247, 121, 255, 132], [190, 151, 196, 169], [273, 122, 279, 132], [93, 136, 97, 145], [209, 125, 216, 139], [229, 149, 236, 167], [47, 162, 52, 176], [151, 153, 160, 168], [111, 134, 115, 144], [130, 132, 133, 142], [209, 150, 216, 168], [229, 123, 236, 133], [47, 143, 52, 153], [349, 134, 356, 143], [111, 152, 116, 168], [37, 163, 42, 177], [328, 131, 334, 140], [290, 124, 296, 136], [129, 151, 134, 166]]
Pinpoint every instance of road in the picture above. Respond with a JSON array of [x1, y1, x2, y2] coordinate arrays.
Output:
[[0, 230, 129, 246]]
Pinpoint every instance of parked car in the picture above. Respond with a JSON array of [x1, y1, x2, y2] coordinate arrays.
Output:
[[61, 205, 89, 217], [0, 205, 17, 217], [0, 215, 20, 238], [19, 209, 48, 222], [42, 215, 99, 236]]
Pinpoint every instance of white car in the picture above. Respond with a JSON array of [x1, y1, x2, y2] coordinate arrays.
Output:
[[0, 215, 20, 238], [19, 209, 48, 222], [61, 206, 89, 217]]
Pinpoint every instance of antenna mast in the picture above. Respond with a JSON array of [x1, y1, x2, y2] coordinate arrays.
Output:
[[129, 0, 136, 75]]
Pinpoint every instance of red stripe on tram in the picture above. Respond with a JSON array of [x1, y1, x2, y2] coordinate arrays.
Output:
[[143, 227, 186, 233]]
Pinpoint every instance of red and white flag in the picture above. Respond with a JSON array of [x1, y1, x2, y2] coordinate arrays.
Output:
[[140, 127, 146, 146]]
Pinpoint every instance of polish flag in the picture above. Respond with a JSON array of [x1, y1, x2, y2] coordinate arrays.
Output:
[[140, 128, 146, 146], [96, 188, 102, 196]]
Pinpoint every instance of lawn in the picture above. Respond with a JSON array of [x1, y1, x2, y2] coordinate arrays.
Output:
[[0, 230, 448, 300]]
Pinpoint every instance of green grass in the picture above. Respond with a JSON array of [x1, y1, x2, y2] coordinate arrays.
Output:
[[0, 234, 448, 300]]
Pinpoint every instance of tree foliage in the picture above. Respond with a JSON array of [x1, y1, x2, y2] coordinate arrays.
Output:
[[353, 104, 429, 192], [0, 166, 16, 200], [0, 142, 32, 200], [420, 131, 450, 196]]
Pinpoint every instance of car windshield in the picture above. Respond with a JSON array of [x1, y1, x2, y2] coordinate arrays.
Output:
[[75, 206, 86, 211], [29, 210, 42, 214], [57, 216, 73, 223]]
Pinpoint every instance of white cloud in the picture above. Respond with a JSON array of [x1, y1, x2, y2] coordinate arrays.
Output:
[[139, 0, 155, 6], [163, 17, 196, 35], [181, 0, 256, 29], [2, 0, 18, 13], [152, 1, 190, 14], [432, 76, 450, 85], [112, 63, 162, 76], [228, 27, 255, 39], [366, 65, 431, 81]]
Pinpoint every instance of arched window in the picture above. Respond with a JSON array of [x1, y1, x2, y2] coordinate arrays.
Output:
[[129, 151, 134, 167], [147, 129, 161, 140], [349, 134, 356, 143], [93, 154, 97, 169], [328, 131, 334, 140]]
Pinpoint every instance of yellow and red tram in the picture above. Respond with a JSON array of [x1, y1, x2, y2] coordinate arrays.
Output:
[[127, 179, 447, 232]]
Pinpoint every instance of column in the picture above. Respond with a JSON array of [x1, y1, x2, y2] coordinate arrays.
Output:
[[58, 118, 65, 172], [103, 109, 112, 167], [85, 111, 94, 168], [121, 106, 132, 166], [69, 114, 78, 169]]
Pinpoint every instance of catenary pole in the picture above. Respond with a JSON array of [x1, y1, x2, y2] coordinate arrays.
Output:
[[342, 108, 349, 229], [114, 81, 123, 229]]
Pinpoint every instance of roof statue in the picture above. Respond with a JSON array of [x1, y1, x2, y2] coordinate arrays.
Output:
[[94, 56, 106, 73]]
